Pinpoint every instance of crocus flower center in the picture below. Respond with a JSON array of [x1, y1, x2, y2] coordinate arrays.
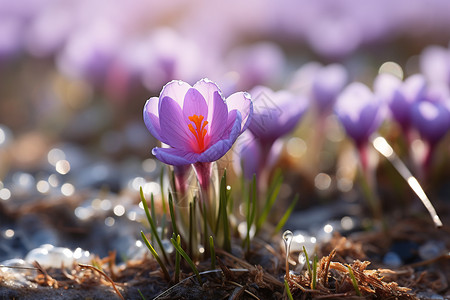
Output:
[[188, 114, 209, 153]]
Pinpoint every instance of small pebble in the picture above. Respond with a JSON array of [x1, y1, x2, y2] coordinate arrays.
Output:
[[383, 251, 403, 268], [418, 240, 445, 261]]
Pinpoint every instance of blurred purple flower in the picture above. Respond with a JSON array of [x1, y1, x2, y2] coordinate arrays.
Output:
[[233, 131, 283, 180], [411, 86, 450, 146], [226, 42, 285, 90], [335, 82, 384, 148], [419, 44, 450, 85], [138, 28, 204, 92], [311, 63, 348, 114], [143, 79, 252, 166], [374, 73, 426, 132], [56, 20, 122, 83], [248, 86, 308, 145], [0, 17, 24, 62], [24, 3, 74, 58]]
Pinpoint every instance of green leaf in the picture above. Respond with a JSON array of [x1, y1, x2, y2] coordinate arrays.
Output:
[[140, 187, 169, 265], [174, 234, 181, 283], [243, 175, 257, 252], [303, 245, 312, 277], [137, 289, 146, 300], [140, 231, 170, 281], [347, 265, 362, 296], [189, 199, 194, 257], [274, 194, 299, 234], [257, 170, 283, 232], [160, 167, 167, 214], [202, 199, 208, 257], [209, 236, 216, 270], [168, 192, 178, 237], [220, 170, 231, 252], [171, 235, 202, 285], [312, 254, 318, 290], [284, 279, 294, 300]]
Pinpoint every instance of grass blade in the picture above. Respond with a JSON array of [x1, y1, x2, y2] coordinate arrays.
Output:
[[150, 194, 156, 245], [209, 236, 216, 270], [168, 192, 178, 237], [174, 234, 181, 283], [160, 167, 167, 214], [189, 199, 194, 257], [137, 289, 146, 300], [274, 194, 299, 234], [202, 199, 208, 257], [220, 170, 231, 252], [284, 279, 294, 300], [140, 231, 170, 281], [312, 254, 318, 289], [171, 235, 202, 285], [303, 246, 312, 277], [243, 175, 257, 252], [140, 187, 169, 265], [347, 265, 362, 296], [257, 170, 283, 232]]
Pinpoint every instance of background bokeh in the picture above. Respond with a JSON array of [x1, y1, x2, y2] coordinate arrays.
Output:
[[1, 0, 450, 264]]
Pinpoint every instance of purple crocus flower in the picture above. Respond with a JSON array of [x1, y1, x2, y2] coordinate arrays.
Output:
[[411, 98, 450, 146], [335, 82, 384, 171], [143, 79, 252, 171], [311, 63, 348, 115], [233, 131, 283, 181], [410, 85, 450, 176], [248, 86, 308, 145], [419, 44, 450, 85], [411, 84, 450, 142], [335, 82, 383, 146], [374, 73, 426, 133], [239, 85, 307, 186], [226, 42, 286, 90]]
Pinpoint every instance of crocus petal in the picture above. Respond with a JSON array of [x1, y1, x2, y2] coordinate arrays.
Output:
[[335, 82, 382, 146], [143, 96, 162, 141], [420, 45, 450, 84], [182, 88, 209, 120], [275, 92, 308, 134], [193, 78, 222, 118], [208, 91, 229, 145], [152, 147, 199, 166], [233, 131, 262, 180], [312, 63, 348, 113], [248, 86, 307, 142], [159, 80, 191, 108], [411, 100, 450, 144], [159, 96, 194, 150], [249, 86, 281, 137], [198, 111, 242, 162], [226, 91, 253, 132], [373, 73, 402, 105]]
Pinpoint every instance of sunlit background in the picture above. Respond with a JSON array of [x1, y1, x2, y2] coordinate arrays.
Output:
[[1, 0, 450, 268]]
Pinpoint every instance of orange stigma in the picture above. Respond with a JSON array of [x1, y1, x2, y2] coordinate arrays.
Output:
[[188, 114, 208, 152]]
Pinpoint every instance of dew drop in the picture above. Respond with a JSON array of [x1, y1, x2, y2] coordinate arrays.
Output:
[[283, 230, 293, 252], [243, 92, 251, 100], [282, 230, 293, 278]]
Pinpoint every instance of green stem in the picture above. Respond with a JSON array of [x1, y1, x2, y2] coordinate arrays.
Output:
[[140, 188, 169, 265], [140, 231, 170, 281], [171, 235, 202, 285]]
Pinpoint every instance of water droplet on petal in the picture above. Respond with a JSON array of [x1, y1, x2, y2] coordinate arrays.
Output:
[[243, 92, 251, 100]]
